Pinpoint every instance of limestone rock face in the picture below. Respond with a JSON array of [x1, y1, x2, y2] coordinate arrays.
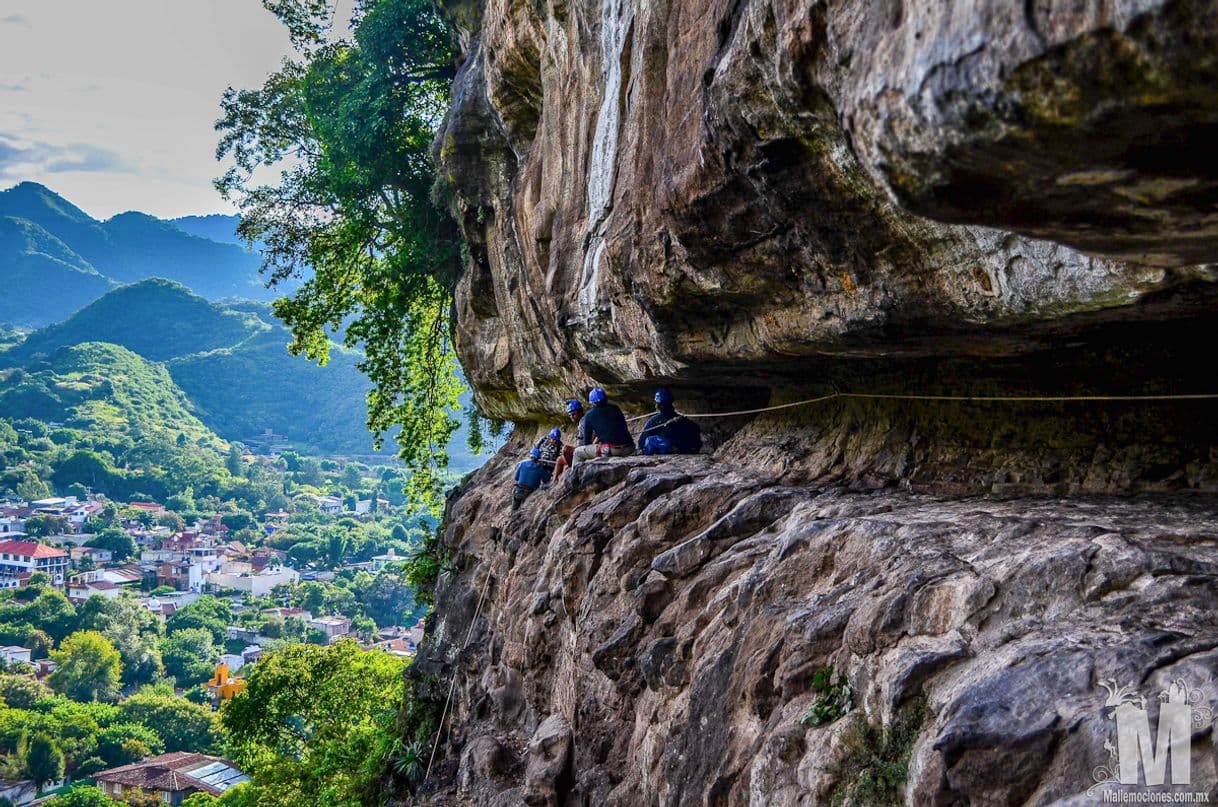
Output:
[[435, 0, 1218, 420], [410, 450, 1218, 804], [407, 0, 1218, 803]]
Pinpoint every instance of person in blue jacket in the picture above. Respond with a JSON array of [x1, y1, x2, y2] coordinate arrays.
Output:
[[572, 388, 634, 465], [638, 388, 702, 454], [512, 447, 550, 510]]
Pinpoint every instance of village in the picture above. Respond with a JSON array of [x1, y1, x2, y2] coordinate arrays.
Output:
[[0, 493, 425, 676], [0, 491, 426, 805]]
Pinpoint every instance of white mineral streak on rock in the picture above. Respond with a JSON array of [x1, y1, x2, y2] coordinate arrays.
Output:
[[579, 0, 630, 314]]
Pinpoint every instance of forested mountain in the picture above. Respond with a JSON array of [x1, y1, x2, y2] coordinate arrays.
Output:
[[0, 280, 378, 456], [0, 182, 269, 325], [0, 215, 114, 326], [0, 341, 220, 448], [6, 278, 264, 363], [168, 213, 244, 246]]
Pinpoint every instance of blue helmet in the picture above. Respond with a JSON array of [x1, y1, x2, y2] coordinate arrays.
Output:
[[589, 387, 608, 405], [566, 399, 584, 415], [655, 388, 674, 406], [548, 427, 562, 440], [529, 447, 541, 459]]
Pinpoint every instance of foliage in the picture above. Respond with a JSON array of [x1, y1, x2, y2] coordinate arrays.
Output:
[[0, 675, 52, 709], [166, 596, 233, 645], [828, 699, 925, 806], [161, 628, 218, 687], [24, 731, 66, 790], [800, 667, 853, 727], [222, 639, 407, 805], [95, 723, 165, 767], [119, 685, 221, 754], [74, 595, 165, 687], [49, 631, 123, 703], [215, 0, 466, 512], [45, 784, 114, 807], [86, 527, 137, 561]]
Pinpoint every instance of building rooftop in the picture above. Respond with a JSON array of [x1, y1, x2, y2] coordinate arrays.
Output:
[[93, 752, 248, 796], [0, 540, 68, 559]]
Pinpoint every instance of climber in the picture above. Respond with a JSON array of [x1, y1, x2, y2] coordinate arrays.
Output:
[[534, 426, 563, 469], [513, 447, 549, 510], [637, 387, 703, 455], [572, 388, 635, 464], [552, 399, 585, 481]]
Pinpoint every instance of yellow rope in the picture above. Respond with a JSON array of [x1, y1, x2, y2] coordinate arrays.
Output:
[[624, 391, 1218, 422]]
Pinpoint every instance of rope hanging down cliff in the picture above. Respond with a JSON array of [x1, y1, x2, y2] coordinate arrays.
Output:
[[425, 564, 493, 783], [624, 390, 1218, 422]]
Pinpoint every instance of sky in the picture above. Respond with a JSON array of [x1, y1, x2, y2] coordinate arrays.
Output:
[[0, 1, 351, 219]]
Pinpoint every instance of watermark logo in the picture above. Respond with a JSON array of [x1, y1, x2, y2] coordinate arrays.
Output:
[[1089, 677, 1214, 802]]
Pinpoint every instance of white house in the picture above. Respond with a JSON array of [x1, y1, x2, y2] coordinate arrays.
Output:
[[316, 496, 344, 516], [307, 615, 352, 641], [0, 646, 32, 666], [219, 653, 245, 673], [0, 539, 70, 585], [206, 563, 299, 597]]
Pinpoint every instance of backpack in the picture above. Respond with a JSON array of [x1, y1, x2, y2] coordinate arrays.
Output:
[[643, 435, 673, 455]]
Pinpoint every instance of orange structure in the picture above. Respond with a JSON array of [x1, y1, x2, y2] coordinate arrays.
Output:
[[205, 663, 246, 704]]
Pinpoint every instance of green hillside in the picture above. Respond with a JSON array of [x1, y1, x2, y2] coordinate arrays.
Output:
[[0, 341, 221, 448], [1, 280, 381, 455], [169, 326, 377, 455], [0, 216, 114, 326], [6, 278, 265, 363]]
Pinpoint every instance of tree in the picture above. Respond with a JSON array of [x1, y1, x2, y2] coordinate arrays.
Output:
[[166, 596, 232, 644], [222, 640, 407, 804], [49, 631, 123, 703], [119, 687, 221, 753], [24, 628, 53, 659], [161, 628, 217, 687], [76, 596, 165, 687], [24, 732, 65, 791], [87, 527, 137, 561], [45, 784, 112, 807], [16, 477, 51, 502], [0, 674, 52, 709], [325, 530, 348, 568], [23, 514, 65, 537], [95, 723, 165, 768], [25, 591, 77, 642], [226, 444, 245, 477], [216, 0, 463, 511]]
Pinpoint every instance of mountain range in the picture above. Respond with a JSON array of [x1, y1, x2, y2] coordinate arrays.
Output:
[[0, 279, 380, 456], [0, 182, 269, 327]]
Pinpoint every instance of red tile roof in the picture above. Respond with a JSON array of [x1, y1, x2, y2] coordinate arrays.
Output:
[[93, 752, 243, 796], [0, 539, 67, 559]]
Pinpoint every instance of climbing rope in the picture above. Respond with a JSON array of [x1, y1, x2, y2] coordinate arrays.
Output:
[[424, 561, 494, 783], [624, 390, 1218, 422]]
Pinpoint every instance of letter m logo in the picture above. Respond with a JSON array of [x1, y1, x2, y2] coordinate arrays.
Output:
[[1113, 699, 1192, 786]]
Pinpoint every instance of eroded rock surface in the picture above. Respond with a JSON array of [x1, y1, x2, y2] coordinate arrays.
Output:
[[410, 450, 1218, 804], [404, 0, 1218, 803], [436, 0, 1218, 420]]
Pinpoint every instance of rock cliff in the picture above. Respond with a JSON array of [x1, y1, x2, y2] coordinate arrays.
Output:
[[401, 0, 1218, 803]]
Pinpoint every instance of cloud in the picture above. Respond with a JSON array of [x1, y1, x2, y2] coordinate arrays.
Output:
[[0, 133, 135, 179], [1, 14, 30, 27], [0, 83, 28, 93]]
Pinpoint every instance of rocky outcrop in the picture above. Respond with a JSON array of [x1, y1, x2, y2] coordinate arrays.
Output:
[[409, 448, 1218, 804], [436, 0, 1218, 421], [402, 0, 1218, 803]]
